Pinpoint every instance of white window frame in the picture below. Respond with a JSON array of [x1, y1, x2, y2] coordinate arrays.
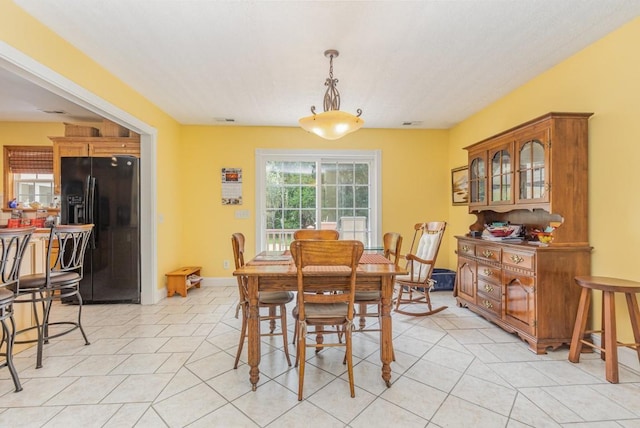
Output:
[[255, 149, 382, 253]]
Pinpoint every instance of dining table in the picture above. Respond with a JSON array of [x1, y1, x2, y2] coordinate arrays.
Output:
[[233, 250, 407, 391]]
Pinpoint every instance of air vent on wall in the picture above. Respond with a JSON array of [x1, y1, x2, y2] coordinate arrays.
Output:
[[214, 117, 236, 123], [402, 121, 423, 127], [41, 109, 67, 115]]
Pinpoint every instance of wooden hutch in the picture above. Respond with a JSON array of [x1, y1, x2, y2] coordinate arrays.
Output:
[[455, 112, 592, 354]]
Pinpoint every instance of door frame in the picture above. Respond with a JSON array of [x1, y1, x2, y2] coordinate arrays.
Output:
[[0, 41, 158, 304]]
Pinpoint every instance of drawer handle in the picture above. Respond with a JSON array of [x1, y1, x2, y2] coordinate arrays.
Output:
[[462, 245, 471, 253], [482, 250, 493, 258], [509, 254, 524, 264], [483, 300, 493, 309], [483, 268, 492, 276], [484, 284, 493, 293]]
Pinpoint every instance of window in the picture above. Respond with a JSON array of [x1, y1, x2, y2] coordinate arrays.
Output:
[[256, 149, 381, 252], [3, 146, 54, 208]]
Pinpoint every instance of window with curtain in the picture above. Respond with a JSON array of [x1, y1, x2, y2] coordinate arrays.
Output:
[[3, 146, 54, 208], [256, 149, 381, 252]]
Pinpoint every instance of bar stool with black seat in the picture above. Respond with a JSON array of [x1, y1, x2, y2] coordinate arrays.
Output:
[[13, 224, 93, 369], [231, 232, 294, 368], [0, 226, 35, 392], [568, 275, 640, 383]]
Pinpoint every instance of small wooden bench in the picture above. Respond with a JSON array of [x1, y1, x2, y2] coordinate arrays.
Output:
[[166, 266, 202, 297]]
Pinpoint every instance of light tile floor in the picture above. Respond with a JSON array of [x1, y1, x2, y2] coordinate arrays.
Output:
[[1, 285, 639, 427]]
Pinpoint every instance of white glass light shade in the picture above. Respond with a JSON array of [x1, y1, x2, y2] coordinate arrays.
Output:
[[298, 110, 365, 140]]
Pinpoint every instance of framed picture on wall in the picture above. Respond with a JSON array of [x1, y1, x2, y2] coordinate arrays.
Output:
[[451, 166, 469, 206]]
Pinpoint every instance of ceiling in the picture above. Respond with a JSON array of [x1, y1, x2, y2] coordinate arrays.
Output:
[[5, 0, 640, 129]]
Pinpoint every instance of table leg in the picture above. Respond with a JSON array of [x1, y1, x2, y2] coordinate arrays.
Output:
[[247, 277, 261, 390], [380, 276, 393, 387]]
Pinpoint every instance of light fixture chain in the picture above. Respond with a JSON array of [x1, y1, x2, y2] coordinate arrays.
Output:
[[323, 52, 340, 112]]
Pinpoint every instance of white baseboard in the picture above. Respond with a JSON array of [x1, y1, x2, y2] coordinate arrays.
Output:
[[152, 277, 236, 304], [201, 277, 236, 287], [590, 334, 640, 374]]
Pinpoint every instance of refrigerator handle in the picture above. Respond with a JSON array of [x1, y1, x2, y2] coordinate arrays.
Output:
[[88, 176, 97, 249]]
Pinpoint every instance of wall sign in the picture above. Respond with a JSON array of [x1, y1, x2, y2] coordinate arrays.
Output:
[[222, 167, 242, 205]]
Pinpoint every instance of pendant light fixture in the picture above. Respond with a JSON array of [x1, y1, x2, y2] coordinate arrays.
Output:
[[299, 50, 364, 140]]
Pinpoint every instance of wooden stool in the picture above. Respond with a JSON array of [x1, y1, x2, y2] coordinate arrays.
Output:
[[568, 276, 640, 383]]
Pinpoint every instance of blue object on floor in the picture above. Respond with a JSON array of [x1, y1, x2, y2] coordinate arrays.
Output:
[[431, 268, 456, 291]]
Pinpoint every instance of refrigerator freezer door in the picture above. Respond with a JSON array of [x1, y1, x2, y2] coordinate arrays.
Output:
[[90, 156, 141, 303]]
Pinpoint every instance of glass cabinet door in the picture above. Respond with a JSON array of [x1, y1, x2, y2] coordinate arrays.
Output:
[[489, 143, 513, 205], [516, 130, 549, 204], [468, 153, 486, 206]]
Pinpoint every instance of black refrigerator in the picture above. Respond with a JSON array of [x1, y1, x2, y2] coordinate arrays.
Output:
[[61, 156, 141, 303]]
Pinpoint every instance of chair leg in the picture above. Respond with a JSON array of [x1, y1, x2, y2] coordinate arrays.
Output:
[[359, 303, 367, 330], [268, 306, 277, 333], [345, 324, 355, 398], [569, 287, 591, 363], [394, 284, 404, 311], [74, 289, 90, 346], [602, 290, 619, 383], [292, 322, 297, 345], [294, 322, 300, 368], [297, 323, 306, 401], [279, 304, 291, 366], [234, 305, 248, 369], [625, 292, 640, 363], [33, 294, 45, 369], [3, 314, 22, 392]]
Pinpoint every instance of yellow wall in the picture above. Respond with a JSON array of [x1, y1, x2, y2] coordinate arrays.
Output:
[[179, 126, 451, 275], [448, 17, 640, 342], [4, 0, 640, 347], [1, 0, 184, 291]]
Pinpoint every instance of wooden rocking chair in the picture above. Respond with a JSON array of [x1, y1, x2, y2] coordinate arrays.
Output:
[[394, 221, 447, 316]]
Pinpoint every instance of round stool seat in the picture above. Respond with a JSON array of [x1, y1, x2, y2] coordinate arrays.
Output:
[[575, 276, 640, 293], [0, 288, 15, 305]]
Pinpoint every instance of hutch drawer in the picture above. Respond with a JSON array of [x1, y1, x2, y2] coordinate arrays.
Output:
[[502, 249, 535, 270], [457, 241, 475, 257], [475, 244, 501, 263], [477, 278, 502, 301]]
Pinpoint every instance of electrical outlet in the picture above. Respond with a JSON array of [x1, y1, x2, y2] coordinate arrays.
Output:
[[223, 260, 230, 269]]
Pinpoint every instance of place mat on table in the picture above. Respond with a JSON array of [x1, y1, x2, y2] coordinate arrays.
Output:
[[359, 253, 392, 264], [247, 253, 292, 266], [247, 252, 391, 266]]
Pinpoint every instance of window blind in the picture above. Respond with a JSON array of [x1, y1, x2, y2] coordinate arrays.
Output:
[[7, 148, 53, 174]]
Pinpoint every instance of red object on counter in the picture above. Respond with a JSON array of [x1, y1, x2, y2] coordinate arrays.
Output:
[[32, 218, 46, 228], [7, 219, 21, 228]]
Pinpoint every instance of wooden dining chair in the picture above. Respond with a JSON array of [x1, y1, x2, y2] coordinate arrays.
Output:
[[231, 233, 293, 368], [291, 227, 339, 346], [290, 239, 363, 400], [394, 222, 448, 316], [355, 232, 403, 329], [293, 229, 339, 240]]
